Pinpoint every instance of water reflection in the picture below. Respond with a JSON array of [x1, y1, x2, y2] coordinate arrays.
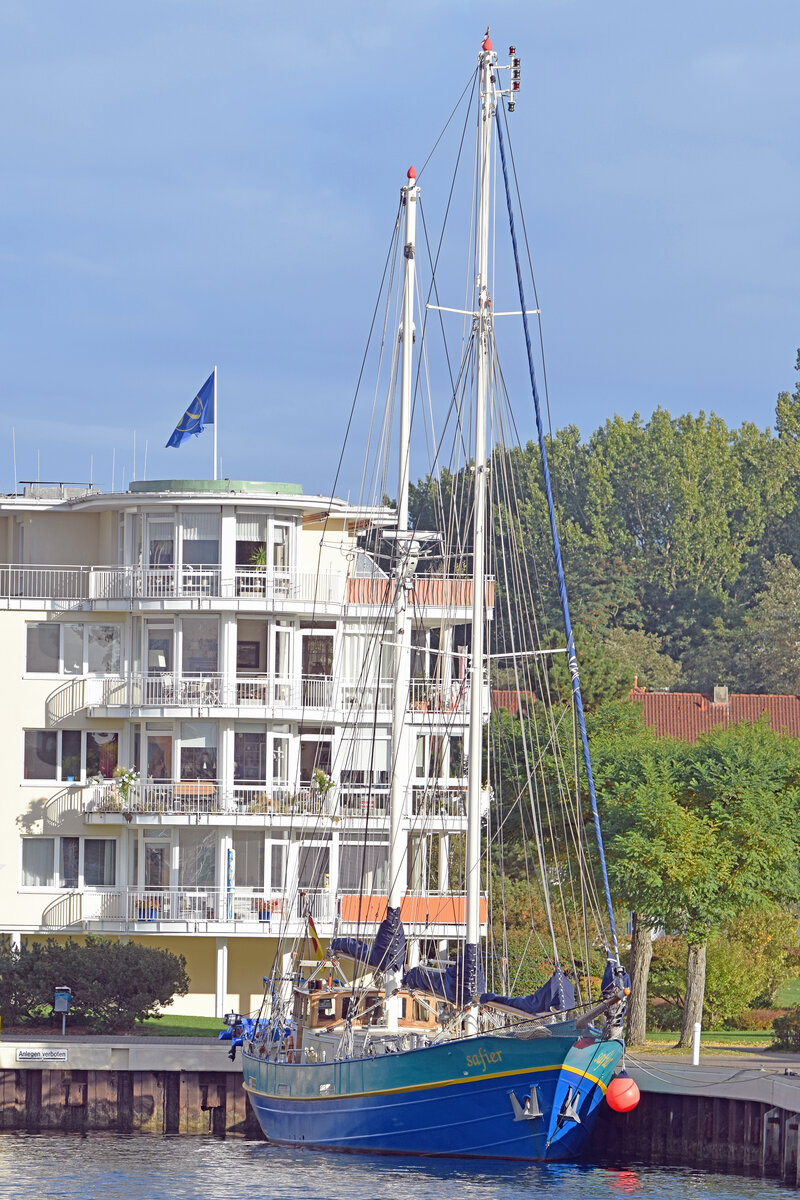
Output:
[[0, 1136, 787, 1200]]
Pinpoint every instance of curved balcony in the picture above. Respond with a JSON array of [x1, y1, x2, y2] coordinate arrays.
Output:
[[47, 672, 466, 724], [39, 887, 478, 936], [40, 886, 332, 933], [0, 564, 488, 615]]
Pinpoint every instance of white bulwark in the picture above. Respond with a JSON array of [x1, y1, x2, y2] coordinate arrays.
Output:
[[0, 478, 477, 1017]]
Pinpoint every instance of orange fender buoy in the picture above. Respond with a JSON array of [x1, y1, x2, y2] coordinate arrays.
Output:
[[606, 1071, 640, 1113]]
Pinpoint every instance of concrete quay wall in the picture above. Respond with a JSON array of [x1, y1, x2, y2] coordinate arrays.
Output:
[[0, 1038, 261, 1137]]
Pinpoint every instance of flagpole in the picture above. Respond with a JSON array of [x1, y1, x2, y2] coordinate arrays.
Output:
[[213, 365, 218, 481]]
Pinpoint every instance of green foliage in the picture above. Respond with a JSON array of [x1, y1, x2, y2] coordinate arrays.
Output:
[[602, 627, 682, 691], [0, 935, 189, 1031], [548, 624, 634, 710], [772, 1008, 800, 1050], [408, 350, 800, 691], [645, 909, 799, 1029]]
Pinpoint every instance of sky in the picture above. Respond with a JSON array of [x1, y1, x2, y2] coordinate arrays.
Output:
[[0, 1, 798, 499]]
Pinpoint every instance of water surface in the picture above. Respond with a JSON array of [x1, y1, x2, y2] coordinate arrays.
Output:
[[0, 1136, 786, 1200]]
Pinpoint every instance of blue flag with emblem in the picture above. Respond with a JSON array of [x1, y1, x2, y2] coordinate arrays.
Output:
[[166, 372, 215, 448]]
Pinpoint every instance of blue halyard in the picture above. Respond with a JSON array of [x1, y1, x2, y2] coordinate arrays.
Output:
[[494, 103, 620, 964]]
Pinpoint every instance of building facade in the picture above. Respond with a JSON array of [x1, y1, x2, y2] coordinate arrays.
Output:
[[0, 478, 479, 1017]]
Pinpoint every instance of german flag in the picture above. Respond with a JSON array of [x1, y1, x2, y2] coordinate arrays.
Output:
[[308, 915, 325, 961]]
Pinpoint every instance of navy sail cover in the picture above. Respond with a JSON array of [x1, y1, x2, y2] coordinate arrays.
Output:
[[404, 944, 486, 1006], [330, 906, 406, 973], [481, 965, 575, 1015]]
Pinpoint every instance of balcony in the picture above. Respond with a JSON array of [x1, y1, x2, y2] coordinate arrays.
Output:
[[42, 886, 333, 932], [0, 564, 489, 615], [81, 779, 326, 820], [337, 892, 486, 934], [48, 672, 466, 723], [40, 886, 478, 936], [76, 780, 466, 824]]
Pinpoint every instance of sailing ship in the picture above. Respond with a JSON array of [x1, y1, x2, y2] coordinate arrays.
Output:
[[226, 31, 630, 1160]]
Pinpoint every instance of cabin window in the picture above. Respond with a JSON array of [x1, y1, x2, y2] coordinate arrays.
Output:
[[317, 997, 336, 1020]]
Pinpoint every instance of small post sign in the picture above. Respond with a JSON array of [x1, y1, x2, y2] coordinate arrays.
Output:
[[54, 986, 71, 1037]]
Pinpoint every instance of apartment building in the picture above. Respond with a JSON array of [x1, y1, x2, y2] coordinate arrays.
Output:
[[0, 478, 479, 1017]]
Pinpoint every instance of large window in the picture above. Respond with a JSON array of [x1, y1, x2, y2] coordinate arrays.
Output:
[[179, 721, 217, 780], [181, 513, 220, 566], [24, 730, 118, 782], [340, 836, 389, 893], [298, 843, 330, 889], [148, 519, 174, 567], [21, 836, 117, 888], [234, 731, 266, 782], [178, 828, 216, 888], [233, 832, 264, 888], [26, 623, 121, 676], [181, 617, 218, 674]]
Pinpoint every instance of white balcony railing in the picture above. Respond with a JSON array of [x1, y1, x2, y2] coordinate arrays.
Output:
[[80, 779, 465, 820], [87, 673, 385, 713], [0, 565, 89, 601], [409, 678, 469, 713], [0, 564, 483, 610], [44, 887, 334, 928]]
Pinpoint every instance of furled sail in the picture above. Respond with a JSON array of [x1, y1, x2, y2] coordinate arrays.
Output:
[[330, 905, 406, 973], [480, 965, 575, 1016], [404, 945, 485, 1006]]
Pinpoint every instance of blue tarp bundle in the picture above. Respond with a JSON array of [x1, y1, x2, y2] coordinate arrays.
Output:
[[404, 944, 486, 1005], [330, 906, 406, 973], [601, 959, 631, 995], [480, 965, 575, 1015]]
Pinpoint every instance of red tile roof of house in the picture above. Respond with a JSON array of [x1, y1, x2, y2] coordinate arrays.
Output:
[[631, 688, 800, 741], [491, 690, 536, 717]]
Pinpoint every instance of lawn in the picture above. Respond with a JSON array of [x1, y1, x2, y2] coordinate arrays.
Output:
[[642, 1029, 775, 1050], [134, 1014, 226, 1038], [776, 978, 800, 1007]]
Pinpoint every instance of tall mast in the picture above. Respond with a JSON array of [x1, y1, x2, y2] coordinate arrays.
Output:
[[385, 167, 419, 1025], [464, 33, 495, 1034]]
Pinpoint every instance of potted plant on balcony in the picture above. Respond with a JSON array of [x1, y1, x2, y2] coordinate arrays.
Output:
[[113, 764, 140, 822], [312, 768, 335, 815], [247, 543, 268, 596]]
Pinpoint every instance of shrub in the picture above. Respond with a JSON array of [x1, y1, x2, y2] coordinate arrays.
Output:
[[772, 1007, 800, 1050], [0, 935, 189, 1031], [729, 1008, 785, 1031]]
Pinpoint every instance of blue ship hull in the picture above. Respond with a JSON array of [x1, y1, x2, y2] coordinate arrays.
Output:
[[242, 1029, 623, 1160]]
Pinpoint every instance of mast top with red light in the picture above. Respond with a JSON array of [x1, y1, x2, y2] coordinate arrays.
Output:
[[478, 28, 521, 112]]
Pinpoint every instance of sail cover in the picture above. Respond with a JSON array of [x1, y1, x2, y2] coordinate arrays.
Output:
[[601, 959, 631, 995], [404, 945, 486, 1006], [330, 905, 406, 973], [480, 965, 576, 1016]]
